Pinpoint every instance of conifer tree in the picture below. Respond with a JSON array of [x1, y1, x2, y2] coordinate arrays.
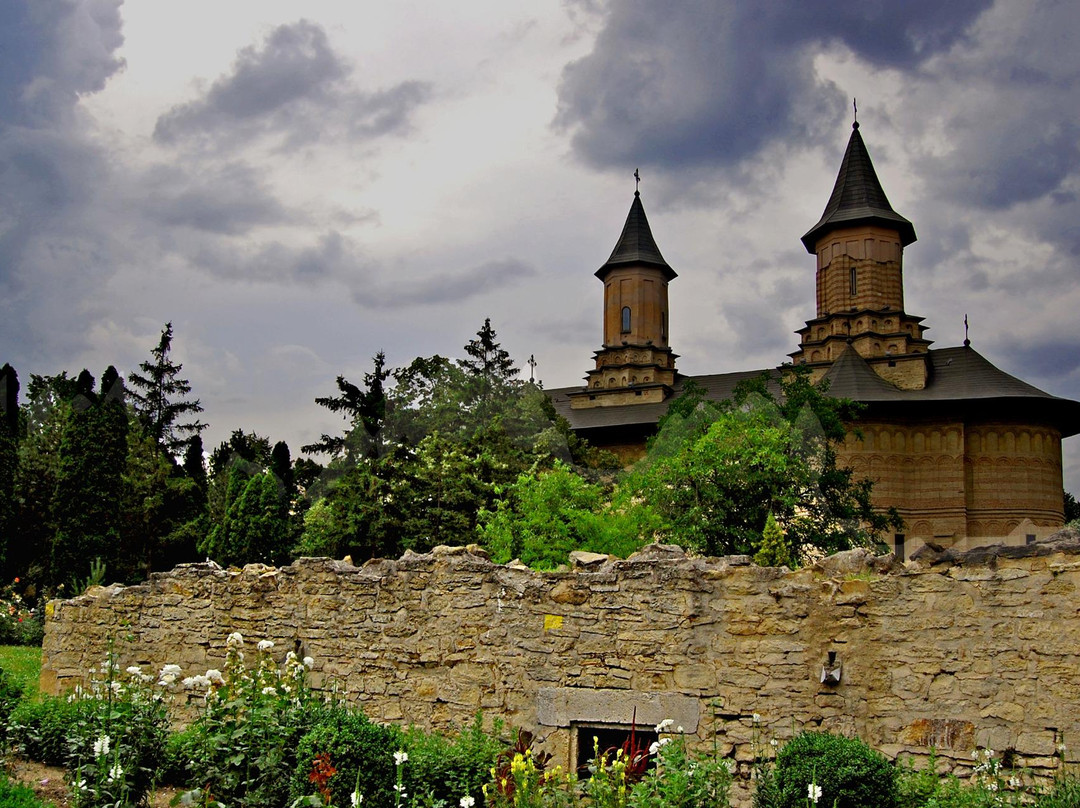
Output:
[[51, 368, 129, 587], [0, 365, 18, 571], [127, 323, 206, 455], [304, 352, 390, 461]]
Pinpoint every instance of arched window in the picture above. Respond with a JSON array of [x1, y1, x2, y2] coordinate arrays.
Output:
[[850, 267, 857, 296], [621, 306, 631, 333]]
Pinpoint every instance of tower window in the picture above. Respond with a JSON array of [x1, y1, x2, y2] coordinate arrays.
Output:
[[621, 306, 631, 333], [850, 267, 857, 296]]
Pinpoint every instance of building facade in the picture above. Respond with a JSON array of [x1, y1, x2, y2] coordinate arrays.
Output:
[[550, 122, 1080, 558]]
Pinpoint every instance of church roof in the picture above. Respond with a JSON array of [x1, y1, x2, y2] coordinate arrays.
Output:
[[820, 344, 901, 399], [596, 191, 677, 280], [801, 122, 917, 252], [548, 346, 1080, 438]]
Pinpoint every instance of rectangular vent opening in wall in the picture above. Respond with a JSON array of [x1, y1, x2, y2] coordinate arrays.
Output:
[[573, 723, 658, 780]]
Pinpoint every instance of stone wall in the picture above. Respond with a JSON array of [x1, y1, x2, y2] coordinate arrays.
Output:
[[42, 535, 1080, 801]]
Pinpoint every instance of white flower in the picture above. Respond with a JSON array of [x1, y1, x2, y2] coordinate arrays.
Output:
[[771, 739, 779, 747], [460, 797, 475, 808], [394, 750, 409, 766], [205, 669, 224, 684], [110, 681, 122, 693], [93, 735, 111, 757], [654, 718, 674, 733], [125, 666, 141, 676], [648, 738, 671, 755], [393, 784, 407, 795], [261, 686, 277, 696], [1009, 777, 1021, 788], [351, 792, 363, 807], [160, 664, 182, 677], [752, 713, 761, 724], [74, 778, 88, 792], [257, 639, 274, 652], [108, 763, 123, 783], [227, 632, 244, 647], [676, 725, 683, 733], [808, 783, 822, 804], [303, 656, 315, 669], [286, 651, 297, 662]]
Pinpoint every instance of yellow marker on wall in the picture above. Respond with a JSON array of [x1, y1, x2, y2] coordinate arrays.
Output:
[[543, 614, 563, 631]]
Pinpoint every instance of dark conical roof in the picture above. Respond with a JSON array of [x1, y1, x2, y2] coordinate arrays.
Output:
[[820, 344, 900, 399], [801, 122, 916, 253], [596, 191, 677, 280]]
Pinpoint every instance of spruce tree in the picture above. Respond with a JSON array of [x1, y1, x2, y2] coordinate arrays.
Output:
[[127, 323, 206, 455]]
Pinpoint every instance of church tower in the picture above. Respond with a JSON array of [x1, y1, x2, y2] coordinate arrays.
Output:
[[569, 188, 678, 409], [790, 120, 932, 389]]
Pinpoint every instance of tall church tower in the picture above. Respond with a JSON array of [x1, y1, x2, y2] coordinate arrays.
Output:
[[790, 120, 932, 389], [569, 189, 678, 409]]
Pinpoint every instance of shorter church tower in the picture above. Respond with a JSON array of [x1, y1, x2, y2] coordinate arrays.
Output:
[[790, 120, 932, 389], [569, 188, 677, 409]]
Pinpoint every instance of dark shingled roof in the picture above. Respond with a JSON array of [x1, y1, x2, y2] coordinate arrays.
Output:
[[596, 191, 677, 280], [801, 122, 916, 252], [549, 346, 1080, 439]]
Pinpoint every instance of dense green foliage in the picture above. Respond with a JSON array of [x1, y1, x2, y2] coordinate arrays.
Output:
[[761, 730, 897, 808], [0, 316, 906, 618], [479, 461, 654, 568], [619, 368, 901, 561], [289, 707, 403, 808]]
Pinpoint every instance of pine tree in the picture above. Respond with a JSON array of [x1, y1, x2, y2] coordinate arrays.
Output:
[[127, 323, 206, 455]]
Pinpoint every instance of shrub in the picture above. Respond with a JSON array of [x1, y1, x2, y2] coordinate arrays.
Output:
[[290, 707, 403, 808], [8, 655, 170, 806], [9, 695, 82, 766], [404, 713, 505, 807], [0, 579, 45, 646], [766, 731, 897, 808], [0, 664, 26, 736]]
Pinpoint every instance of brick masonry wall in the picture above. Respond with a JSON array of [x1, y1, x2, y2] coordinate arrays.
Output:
[[41, 535, 1080, 799]]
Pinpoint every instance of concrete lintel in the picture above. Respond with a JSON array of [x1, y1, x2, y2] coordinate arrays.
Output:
[[537, 687, 699, 733]]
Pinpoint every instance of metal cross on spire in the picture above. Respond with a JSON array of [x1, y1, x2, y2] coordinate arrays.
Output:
[[634, 168, 641, 194], [528, 353, 537, 384], [964, 314, 970, 347], [853, 97, 858, 128]]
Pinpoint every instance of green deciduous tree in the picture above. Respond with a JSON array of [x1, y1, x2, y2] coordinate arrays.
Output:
[[619, 366, 900, 562], [127, 323, 206, 455], [477, 461, 654, 569]]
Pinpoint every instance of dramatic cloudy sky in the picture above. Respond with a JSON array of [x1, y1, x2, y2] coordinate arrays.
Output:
[[3, 0, 1080, 491]]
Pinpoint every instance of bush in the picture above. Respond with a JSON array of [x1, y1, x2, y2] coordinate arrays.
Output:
[[765, 731, 897, 808], [290, 706, 403, 808], [403, 713, 505, 806], [9, 695, 82, 766], [0, 664, 26, 736]]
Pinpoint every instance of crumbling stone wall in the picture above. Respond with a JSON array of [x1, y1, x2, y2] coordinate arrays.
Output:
[[42, 534, 1080, 797]]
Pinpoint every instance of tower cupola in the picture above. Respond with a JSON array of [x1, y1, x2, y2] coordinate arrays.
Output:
[[791, 119, 931, 388], [569, 185, 678, 409]]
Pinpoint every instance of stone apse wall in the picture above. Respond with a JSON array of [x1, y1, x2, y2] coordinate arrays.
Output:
[[42, 537, 1080, 798]]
